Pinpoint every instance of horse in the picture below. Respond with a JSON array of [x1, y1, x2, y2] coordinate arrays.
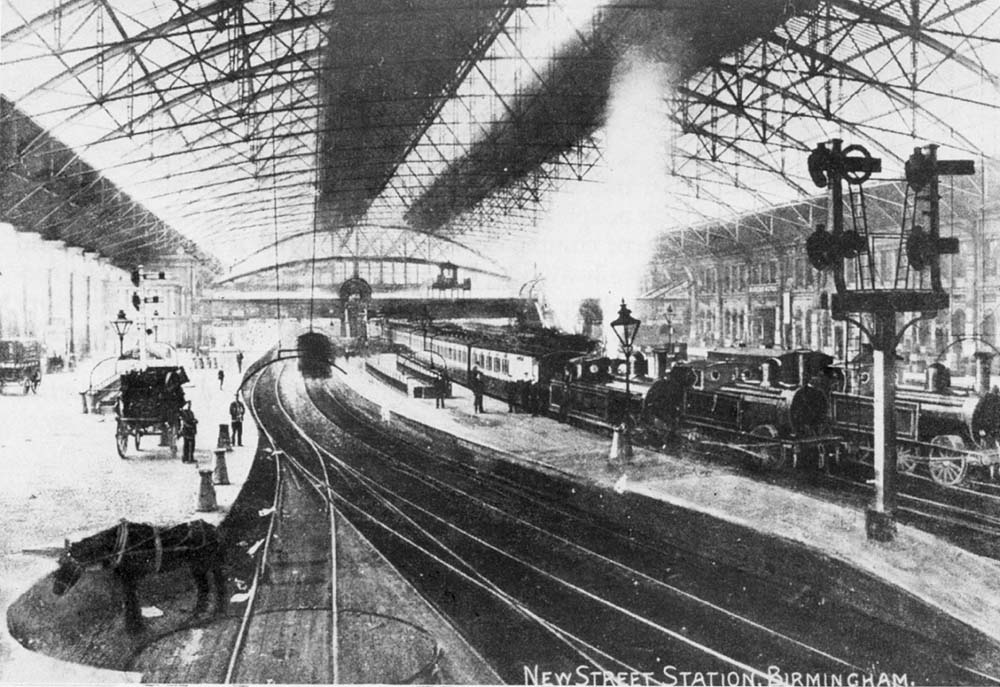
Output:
[[52, 519, 226, 633]]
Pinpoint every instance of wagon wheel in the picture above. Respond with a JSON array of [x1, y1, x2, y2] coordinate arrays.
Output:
[[897, 448, 919, 474], [928, 435, 968, 486], [116, 422, 130, 459], [747, 424, 785, 470]]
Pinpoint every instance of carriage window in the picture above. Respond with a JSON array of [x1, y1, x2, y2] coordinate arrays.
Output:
[[502, 359, 509, 374]]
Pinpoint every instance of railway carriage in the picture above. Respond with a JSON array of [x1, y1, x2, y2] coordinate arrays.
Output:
[[383, 319, 593, 401]]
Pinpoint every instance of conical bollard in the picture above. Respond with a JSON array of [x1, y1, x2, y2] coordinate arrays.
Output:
[[213, 448, 230, 486], [608, 426, 621, 463], [197, 469, 218, 512], [217, 424, 232, 452]]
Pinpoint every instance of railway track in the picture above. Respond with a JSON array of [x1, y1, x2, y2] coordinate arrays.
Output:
[[221, 362, 339, 683], [244, 365, 999, 685], [675, 436, 1000, 561], [811, 456, 1000, 559], [221, 359, 477, 684]]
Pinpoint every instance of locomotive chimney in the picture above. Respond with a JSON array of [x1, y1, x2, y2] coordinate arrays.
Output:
[[924, 363, 950, 393], [974, 351, 993, 395], [761, 358, 779, 387]]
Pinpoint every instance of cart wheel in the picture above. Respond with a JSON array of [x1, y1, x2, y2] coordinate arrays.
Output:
[[748, 424, 784, 470], [897, 450, 919, 474], [116, 430, 129, 459], [928, 435, 967, 486]]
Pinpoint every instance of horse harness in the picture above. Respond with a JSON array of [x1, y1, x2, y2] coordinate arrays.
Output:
[[76, 520, 216, 574], [113, 520, 163, 573]]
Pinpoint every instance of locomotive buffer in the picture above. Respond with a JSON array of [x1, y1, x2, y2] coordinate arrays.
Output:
[[805, 140, 973, 541]]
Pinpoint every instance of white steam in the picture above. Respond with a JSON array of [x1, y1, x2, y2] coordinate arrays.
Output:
[[533, 50, 673, 347]]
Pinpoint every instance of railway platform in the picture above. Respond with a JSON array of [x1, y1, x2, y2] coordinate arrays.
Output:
[[348, 354, 1000, 662], [0, 362, 255, 682], [0, 356, 500, 684]]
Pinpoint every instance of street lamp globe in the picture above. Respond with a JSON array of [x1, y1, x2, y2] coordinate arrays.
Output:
[[610, 300, 641, 354], [111, 310, 133, 358]]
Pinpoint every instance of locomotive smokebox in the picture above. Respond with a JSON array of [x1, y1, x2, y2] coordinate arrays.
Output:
[[974, 351, 994, 395]]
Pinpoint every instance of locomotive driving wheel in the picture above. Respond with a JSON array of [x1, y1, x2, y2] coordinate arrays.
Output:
[[928, 435, 968, 486], [747, 424, 785, 470], [897, 449, 919, 474]]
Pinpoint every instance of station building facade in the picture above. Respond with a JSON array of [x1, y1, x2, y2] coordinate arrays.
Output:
[[638, 166, 1000, 374]]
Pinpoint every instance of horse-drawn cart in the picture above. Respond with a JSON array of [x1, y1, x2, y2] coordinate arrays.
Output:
[[115, 366, 188, 459]]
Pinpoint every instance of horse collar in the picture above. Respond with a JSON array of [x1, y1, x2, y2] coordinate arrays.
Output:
[[112, 521, 162, 573], [113, 520, 129, 568]]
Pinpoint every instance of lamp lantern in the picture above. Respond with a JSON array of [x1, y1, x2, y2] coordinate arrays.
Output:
[[111, 310, 133, 358]]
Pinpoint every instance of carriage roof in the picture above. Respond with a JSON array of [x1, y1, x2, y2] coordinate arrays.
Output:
[[120, 366, 189, 393]]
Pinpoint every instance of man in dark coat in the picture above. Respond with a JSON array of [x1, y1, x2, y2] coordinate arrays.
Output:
[[179, 401, 198, 463], [472, 368, 485, 413], [435, 372, 447, 409], [229, 394, 246, 447]]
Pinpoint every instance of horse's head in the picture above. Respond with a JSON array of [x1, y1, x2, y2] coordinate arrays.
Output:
[[52, 541, 84, 596]]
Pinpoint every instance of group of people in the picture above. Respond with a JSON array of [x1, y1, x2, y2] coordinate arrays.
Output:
[[504, 376, 545, 415], [175, 392, 246, 463]]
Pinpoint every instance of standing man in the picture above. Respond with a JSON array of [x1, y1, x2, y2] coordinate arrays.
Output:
[[218, 368, 225, 390], [236, 350, 244, 374], [179, 401, 198, 463], [229, 393, 246, 447], [435, 372, 447, 409], [472, 368, 485, 413]]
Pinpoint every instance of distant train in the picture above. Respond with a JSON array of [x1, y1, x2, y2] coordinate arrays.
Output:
[[383, 319, 596, 400]]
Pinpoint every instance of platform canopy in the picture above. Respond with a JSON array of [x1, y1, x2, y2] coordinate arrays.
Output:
[[1, 1, 998, 275]]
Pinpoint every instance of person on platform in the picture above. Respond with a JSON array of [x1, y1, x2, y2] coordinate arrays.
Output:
[[179, 401, 198, 463], [218, 368, 225, 390], [435, 372, 447, 409], [229, 394, 246, 447], [519, 375, 532, 413], [505, 379, 517, 412], [472, 368, 485, 414], [236, 350, 244, 373], [530, 381, 542, 417]]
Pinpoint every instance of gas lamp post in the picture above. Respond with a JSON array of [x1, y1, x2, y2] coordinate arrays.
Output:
[[111, 310, 133, 359], [610, 299, 641, 460]]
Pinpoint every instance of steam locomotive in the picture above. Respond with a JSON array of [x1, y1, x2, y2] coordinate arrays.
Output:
[[826, 352, 1000, 485], [641, 350, 837, 470], [562, 345, 1000, 485]]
